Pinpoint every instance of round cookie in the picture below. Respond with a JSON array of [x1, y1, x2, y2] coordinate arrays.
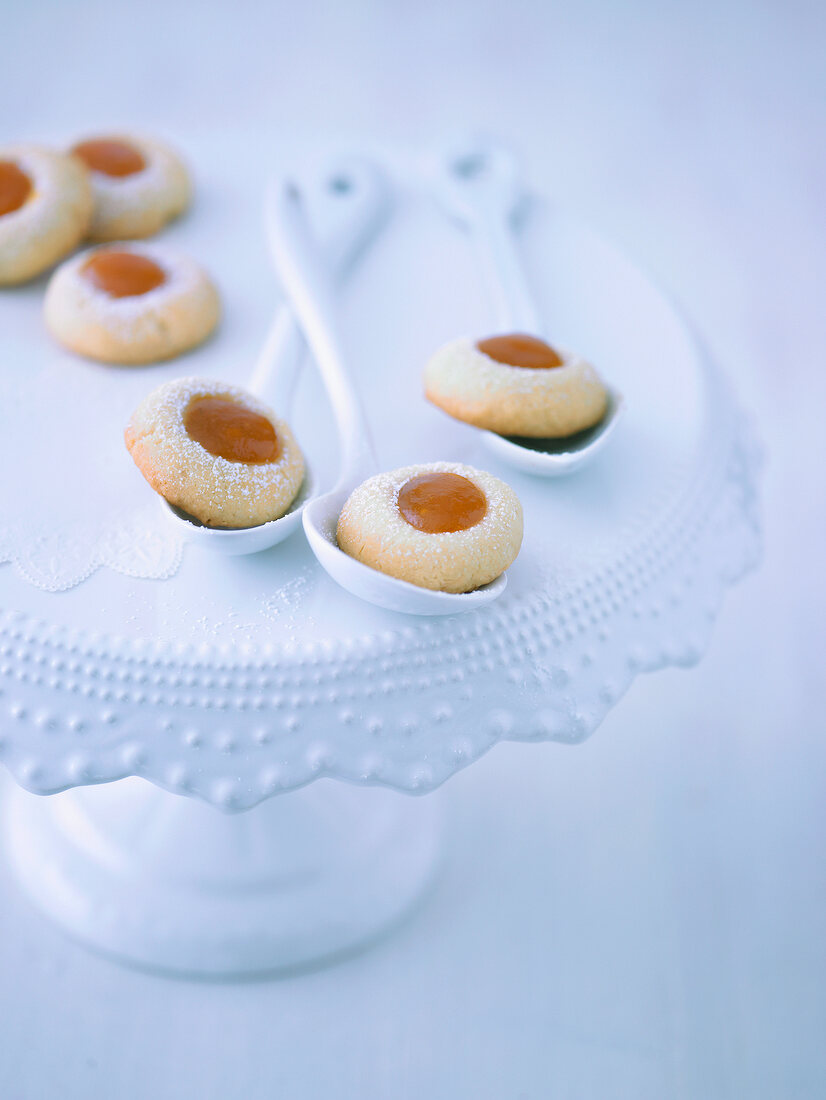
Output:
[[125, 377, 305, 528], [424, 333, 609, 438], [70, 134, 191, 241], [337, 462, 523, 593], [44, 242, 220, 364], [0, 145, 93, 285]]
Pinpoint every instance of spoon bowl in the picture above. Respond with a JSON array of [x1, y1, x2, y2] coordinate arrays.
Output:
[[482, 387, 625, 476], [162, 157, 390, 554], [302, 488, 507, 616], [161, 464, 316, 555], [433, 136, 625, 477], [267, 179, 509, 616]]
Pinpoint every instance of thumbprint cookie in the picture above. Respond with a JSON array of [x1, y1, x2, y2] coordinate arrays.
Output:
[[424, 333, 608, 438], [0, 145, 93, 285], [125, 377, 305, 528], [337, 462, 522, 592], [70, 134, 191, 241], [44, 243, 220, 364]]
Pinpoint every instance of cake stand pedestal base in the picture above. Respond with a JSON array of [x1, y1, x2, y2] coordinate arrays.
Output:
[[5, 777, 442, 977]]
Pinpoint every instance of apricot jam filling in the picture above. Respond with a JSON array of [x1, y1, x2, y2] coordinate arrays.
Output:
[[72, 139, 146, 178], [398, 472, 487, 534], [0, 161, 33, 217], [82, 250, 166, 298], [184, 396, 280, 465], [477, 333, 564, 369]]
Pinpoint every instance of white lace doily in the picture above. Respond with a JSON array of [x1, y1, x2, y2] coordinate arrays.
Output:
[[0, 348, 184, 591]]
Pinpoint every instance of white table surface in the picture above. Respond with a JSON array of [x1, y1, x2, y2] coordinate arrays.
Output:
[[2, 1, 824, 1097]]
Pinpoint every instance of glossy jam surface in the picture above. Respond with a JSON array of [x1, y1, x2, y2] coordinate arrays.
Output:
[[72, 138, 146, 178], [184, 396, 280, 464], [82, 250, 166, 298], [398, 472, 487, 534], [0, 160, 32, 217], [477, 333, 564, 369]]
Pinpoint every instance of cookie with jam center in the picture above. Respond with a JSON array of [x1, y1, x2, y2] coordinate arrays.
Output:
[[125, 376, 305, 528], [337, 462, 523, 593], [424, 333, 609, 438], [70, 133, 191, 241], [44, 242, 220, 364], [0, 145, 93, 285]]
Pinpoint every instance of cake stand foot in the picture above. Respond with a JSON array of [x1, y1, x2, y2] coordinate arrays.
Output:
[[4, 777, 442, 978]]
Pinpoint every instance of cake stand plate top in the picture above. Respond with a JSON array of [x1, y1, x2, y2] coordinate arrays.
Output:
[[0, 136, 760, 809]]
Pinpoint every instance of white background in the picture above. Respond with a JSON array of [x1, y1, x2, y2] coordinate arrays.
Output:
[[1, 1, 824, 1096]]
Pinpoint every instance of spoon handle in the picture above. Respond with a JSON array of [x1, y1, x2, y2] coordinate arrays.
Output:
[[267, 178, 379, 493], [432, 137, 541, 333], [248, 307, 303, 408], [474, 211, 542, 334], [252, 159, 391, 412]]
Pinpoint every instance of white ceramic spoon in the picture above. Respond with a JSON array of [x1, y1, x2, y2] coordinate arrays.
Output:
[[432, 137, 625, 477], [162, 158, 390, 554], [266, 178, 508, 616]]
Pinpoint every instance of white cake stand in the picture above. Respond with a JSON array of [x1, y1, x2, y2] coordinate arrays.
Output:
[[0, 138, 760, 976]]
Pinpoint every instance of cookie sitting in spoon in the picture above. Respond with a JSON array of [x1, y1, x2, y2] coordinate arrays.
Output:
[[424, 331, 608, 438], [125, 377, 304, 528], [337, 461, 522, 593]]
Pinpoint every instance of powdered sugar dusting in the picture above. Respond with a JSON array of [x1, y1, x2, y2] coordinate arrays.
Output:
[[2, 146, 61, 209], [0, 145, 89, 266], [262, 569, 316, 626], [84, 140, 173, 218], [337, 461, 523, 591], [427, 335, 598, 397], [423, 335, 609, 437], [127, 376, 305, 526], [54, 241, 203, 325], [145, 377, 299, 495], [341, 461, 521, 560], [76, 133, 191, 239]]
